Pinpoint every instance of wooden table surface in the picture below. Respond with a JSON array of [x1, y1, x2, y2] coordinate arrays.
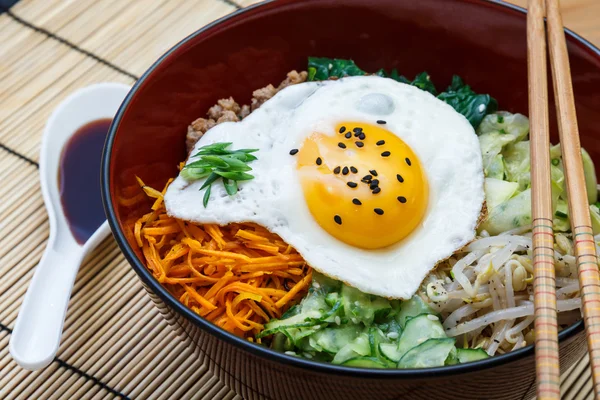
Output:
[[507, 0, 600, 46]]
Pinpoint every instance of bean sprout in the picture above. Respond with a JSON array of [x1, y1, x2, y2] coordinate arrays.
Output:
[[423, 229, 585, 355]]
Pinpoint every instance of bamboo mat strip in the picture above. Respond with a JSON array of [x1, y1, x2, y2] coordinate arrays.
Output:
[[0, 0, 596, 399]]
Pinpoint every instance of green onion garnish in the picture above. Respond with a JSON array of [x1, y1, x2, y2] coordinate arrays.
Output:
[[181, 142, 258, 207]]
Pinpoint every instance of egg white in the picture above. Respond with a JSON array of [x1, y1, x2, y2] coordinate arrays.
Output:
[[164, 76, 485, 299]]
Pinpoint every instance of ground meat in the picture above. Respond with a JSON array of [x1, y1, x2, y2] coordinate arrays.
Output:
[[186, 117, 215, 152], [251, 70, 308, 111], [279, 70, 308, 89], [239, 104, 250, 119], [207, 97, 241, 120], [185, 70, 308, 153], [250, 84, 278, 111], [216, 110, 238, 124]]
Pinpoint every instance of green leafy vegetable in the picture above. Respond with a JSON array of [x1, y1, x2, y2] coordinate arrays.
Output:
[[437, 76, 498, 128], [181, 142, 258, 207], [306, 57, 495, 128], [307, 57, 366, 81], [411, 72, 437, 95]]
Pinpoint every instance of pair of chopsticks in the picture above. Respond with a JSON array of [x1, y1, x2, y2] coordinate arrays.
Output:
[[527, 0, 600, 398]]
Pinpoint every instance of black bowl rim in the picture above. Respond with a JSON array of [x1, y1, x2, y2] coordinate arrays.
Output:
[[102, 0, 594, 379]]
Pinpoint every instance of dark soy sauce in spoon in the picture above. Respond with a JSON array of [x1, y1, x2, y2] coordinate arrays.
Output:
[[58, 118, 111, 244]]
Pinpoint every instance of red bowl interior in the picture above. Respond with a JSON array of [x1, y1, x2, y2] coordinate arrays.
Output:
[[103, 0, 600, 375]]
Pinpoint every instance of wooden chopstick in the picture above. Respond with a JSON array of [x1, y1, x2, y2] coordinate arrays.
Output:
[[527, 1, 561, 398], [545, 0, 600, 398]]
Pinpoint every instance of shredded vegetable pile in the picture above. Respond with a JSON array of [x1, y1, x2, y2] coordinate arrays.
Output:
[[134, 178, 312, 339], [421, 228, 585, 355]]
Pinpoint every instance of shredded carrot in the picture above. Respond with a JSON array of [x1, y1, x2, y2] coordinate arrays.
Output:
[[134, 178, 312, 338]]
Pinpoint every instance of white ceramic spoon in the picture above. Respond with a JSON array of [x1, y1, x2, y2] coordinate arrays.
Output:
[[9, 83, 131, 371]]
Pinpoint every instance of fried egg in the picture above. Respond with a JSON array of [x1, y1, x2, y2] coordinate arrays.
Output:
[[164, 76, 485, 299]]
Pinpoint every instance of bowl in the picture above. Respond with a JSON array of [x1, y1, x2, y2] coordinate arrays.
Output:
[[101, 0, 600, 399]]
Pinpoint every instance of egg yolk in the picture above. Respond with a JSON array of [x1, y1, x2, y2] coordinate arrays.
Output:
[[296, 122, 428, 249]]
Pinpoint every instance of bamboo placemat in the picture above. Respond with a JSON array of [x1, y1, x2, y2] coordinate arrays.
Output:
[[0, 0, 598, 399]]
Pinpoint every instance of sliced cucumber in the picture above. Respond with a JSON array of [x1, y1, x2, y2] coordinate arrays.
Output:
[[332, 345, 359, 365], [445, 347, 459, 365], [258, 310, 323, 338], [371, 297, 392, 321], [318, 299, 343, 324], [397, 314, 446, 358], [324, 292, 340, 308], [312, 325, 362, 354], [457, 348, 489, 363], [312, 271, 342, 293], [350, 333, 371, 356], [342, 285, 374, 325], [368, 326, 387, 357], [272, 332, 292, 352], [342, 357, 387, 369], [280, 304, 299, 319], [397, 296, 435, 328], [332, 333, 371, 364], [379, 343, 402, 363], [398, 338, 456, 369], [286, 327, 317, 347]]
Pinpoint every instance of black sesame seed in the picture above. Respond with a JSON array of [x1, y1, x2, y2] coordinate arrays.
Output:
[[333, 166, 341, 174], [338, 142, 347, 149], [334, 215, 342, 225], [362, 174, 372, 181], [374, 208, 384, 215], [355, 141, 364, 148], [405, 157, 412, 166], [339, 126, 346, 133], [397, 196, 407, 203], [376, 120, 386, 124], [371, 179, 379, 186], [342, 166, 349, 175], [372, 187, 381, 194], [316, 157, 322, 165], [353, 127, 363, 133], [347, 182, 358, 188], [289, 149, 299, 155], [376, 140, 385, 146], [350, 166, 358, 173], [396, 174, 404, 183], [370, 170, 378, 176], [358, 133, 366, 140], [352, 198, 362, 205], [381, 151, 391, 157], [344, 132, 352, 139]]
